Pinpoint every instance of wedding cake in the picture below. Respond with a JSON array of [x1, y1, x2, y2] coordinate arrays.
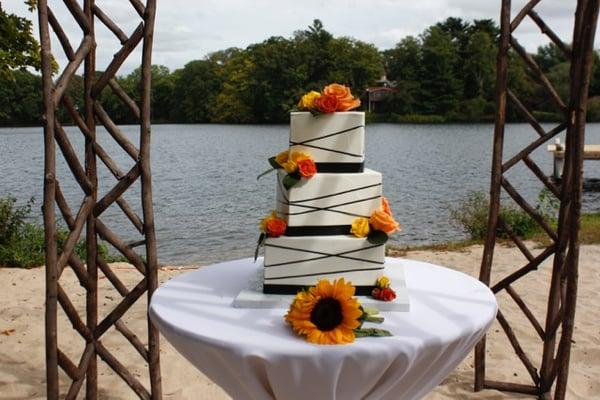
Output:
[[257, 84, 400, 295]]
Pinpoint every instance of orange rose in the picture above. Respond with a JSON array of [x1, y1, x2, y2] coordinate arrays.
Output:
[[266, 218, 287, 237], [323, 83, 361, 111], [370, 210, 400, 235], [315, 93, 339, 113], [297, 158, 317, 178], [381, 196, 393, 216]]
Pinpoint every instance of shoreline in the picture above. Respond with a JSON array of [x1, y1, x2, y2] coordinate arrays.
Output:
[[1, 243, 599, 399]]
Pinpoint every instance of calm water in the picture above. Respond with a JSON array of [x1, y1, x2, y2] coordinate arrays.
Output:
[[1, 123, 600, 265]]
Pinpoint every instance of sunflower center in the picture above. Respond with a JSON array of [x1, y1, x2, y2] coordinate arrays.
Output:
[[310, 297, 343, 331]]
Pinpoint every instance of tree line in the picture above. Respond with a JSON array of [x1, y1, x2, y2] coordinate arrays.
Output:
[[2, 17, 600, 126]]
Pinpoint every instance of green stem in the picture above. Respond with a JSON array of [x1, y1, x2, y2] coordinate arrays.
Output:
[[257, 168, 276, 180]]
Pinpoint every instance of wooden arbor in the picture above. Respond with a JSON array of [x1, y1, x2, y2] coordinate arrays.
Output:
[[476, 0, 598, 398], [39, 0, 161, 398]]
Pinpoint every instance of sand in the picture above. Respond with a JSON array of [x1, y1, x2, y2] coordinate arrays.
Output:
[[1, 244, 598, 399]]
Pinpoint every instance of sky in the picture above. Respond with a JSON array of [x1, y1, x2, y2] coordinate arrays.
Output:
[[4, 0, 590, 75]]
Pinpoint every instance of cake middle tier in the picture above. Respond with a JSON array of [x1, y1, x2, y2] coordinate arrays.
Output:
[[263, 235, 385, 293], [276, 168, 382, 230]]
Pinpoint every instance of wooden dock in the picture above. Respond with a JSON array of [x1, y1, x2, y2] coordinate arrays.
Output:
[[547, 138, 600, 179]]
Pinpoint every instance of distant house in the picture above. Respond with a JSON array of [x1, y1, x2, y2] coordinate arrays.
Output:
[[366, 76, 397, 112]]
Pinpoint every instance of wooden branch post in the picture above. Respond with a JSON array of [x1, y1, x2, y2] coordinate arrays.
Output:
[[39, 1, 162, 398], [475, 1, 599, 399]]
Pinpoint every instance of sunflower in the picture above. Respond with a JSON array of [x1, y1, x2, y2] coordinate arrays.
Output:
[[285, 278, 363, 345]]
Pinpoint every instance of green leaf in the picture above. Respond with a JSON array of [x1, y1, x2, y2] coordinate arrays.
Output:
[[364, 315, 384, 323], [362, 306, 380, 316], [367, 230, 388, 245], [254, 233, 266, 262], [268, 156, 283, 169], [282, 173, 301, 190], [353, 328, 393, 338]]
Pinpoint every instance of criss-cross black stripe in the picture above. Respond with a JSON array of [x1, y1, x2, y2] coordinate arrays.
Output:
[[292, 124, 364, 145], [289, 124, 364, 157], [264, 266, 385, 281], [288, 182, 382, 204], [280, 194, 381, 217], [289, 142, 363, 158], [263, 242, 384, 267]]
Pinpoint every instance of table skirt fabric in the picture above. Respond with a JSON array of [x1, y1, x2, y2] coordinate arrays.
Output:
[[149, 258, 497, 400]]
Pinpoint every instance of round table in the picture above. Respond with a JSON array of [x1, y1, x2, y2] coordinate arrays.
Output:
[[149, 257, 497, 400]]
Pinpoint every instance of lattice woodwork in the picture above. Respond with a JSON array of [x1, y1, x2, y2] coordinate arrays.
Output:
[[475, 1, 599, 399], [39, 0, 161, 398]]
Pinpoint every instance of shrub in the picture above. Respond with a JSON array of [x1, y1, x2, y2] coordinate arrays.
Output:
[[449, 191, 543, 240], [0, 195, 127, 268], [448, 192, 490, 240], [0, 196, 34, 245]]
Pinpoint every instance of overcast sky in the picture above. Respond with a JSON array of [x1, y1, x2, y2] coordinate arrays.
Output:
[[4, 0, 590, 75]]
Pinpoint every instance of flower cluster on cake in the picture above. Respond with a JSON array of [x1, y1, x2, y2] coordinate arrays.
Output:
[[256, 83, 401, 298]]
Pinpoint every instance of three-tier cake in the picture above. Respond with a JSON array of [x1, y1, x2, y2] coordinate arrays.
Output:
[[257, 85, 400, 296]]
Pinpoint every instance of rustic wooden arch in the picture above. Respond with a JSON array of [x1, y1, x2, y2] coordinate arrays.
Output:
[[39, 0, 161, 398], [475, 0, 598, 398]]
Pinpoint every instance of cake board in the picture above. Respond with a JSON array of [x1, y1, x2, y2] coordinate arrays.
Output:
[[233, 261, 410, 312]]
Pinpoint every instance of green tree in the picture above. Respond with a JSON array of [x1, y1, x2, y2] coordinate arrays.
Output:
[[381, 36, 421, 114], [212, 54, 255, 123], [468, 19, 500, 40], [294, 19, 335, 88], [534, 43, 568, 72], [172, 59, 224, 122], [0, 3, 41, 79], [0, 69, 42, 125], [325, 37, 383, 95], [464, 31, 496, 99], [244, 36, 306, 122], [419, 26, 462, 115], [383, 36, 421, 83]]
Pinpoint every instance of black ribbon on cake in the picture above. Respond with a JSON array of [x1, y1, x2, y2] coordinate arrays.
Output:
[[285, 225, 351, 236], [315, 162, 364, 173], [264, 284, 376, 295]]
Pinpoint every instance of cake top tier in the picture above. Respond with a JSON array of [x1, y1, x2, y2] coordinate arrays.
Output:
[[290, 112, 365, 172]]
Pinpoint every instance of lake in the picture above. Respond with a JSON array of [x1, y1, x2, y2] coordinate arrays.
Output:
[[1, 123, 600, 265]]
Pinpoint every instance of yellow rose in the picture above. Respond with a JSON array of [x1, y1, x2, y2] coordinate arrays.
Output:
[[297, 91, 321, 111], [279, 151, 311, 173], [376, 276, 391, 289], [350, 217, 370, 238], [290, 151, 310, 163], [260, 210, 278, 232], [275, 150, 297, 173], [281, 160, 297, 173], [275, 150, 289, 165]]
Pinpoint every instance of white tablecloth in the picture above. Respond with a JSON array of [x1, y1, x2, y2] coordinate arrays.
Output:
[[149, 258, 497, 400]]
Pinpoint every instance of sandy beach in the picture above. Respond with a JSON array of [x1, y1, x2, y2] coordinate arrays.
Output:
[[1, 244, 598, 399]]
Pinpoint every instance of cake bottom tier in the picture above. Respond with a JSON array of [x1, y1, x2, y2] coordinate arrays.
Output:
[[263, 235, 385, 294]]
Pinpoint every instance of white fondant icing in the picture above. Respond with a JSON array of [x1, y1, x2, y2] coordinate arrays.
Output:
[[290, 112, 365, 164], [276, 169, 382, 226], [263, 235, 385, 286]]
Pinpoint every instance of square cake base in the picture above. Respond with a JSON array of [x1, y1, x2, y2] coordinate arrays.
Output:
[[233, 265, 409, 312]]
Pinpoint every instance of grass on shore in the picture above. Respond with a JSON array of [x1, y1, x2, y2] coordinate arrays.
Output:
[[389, 211, 600, 256]]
